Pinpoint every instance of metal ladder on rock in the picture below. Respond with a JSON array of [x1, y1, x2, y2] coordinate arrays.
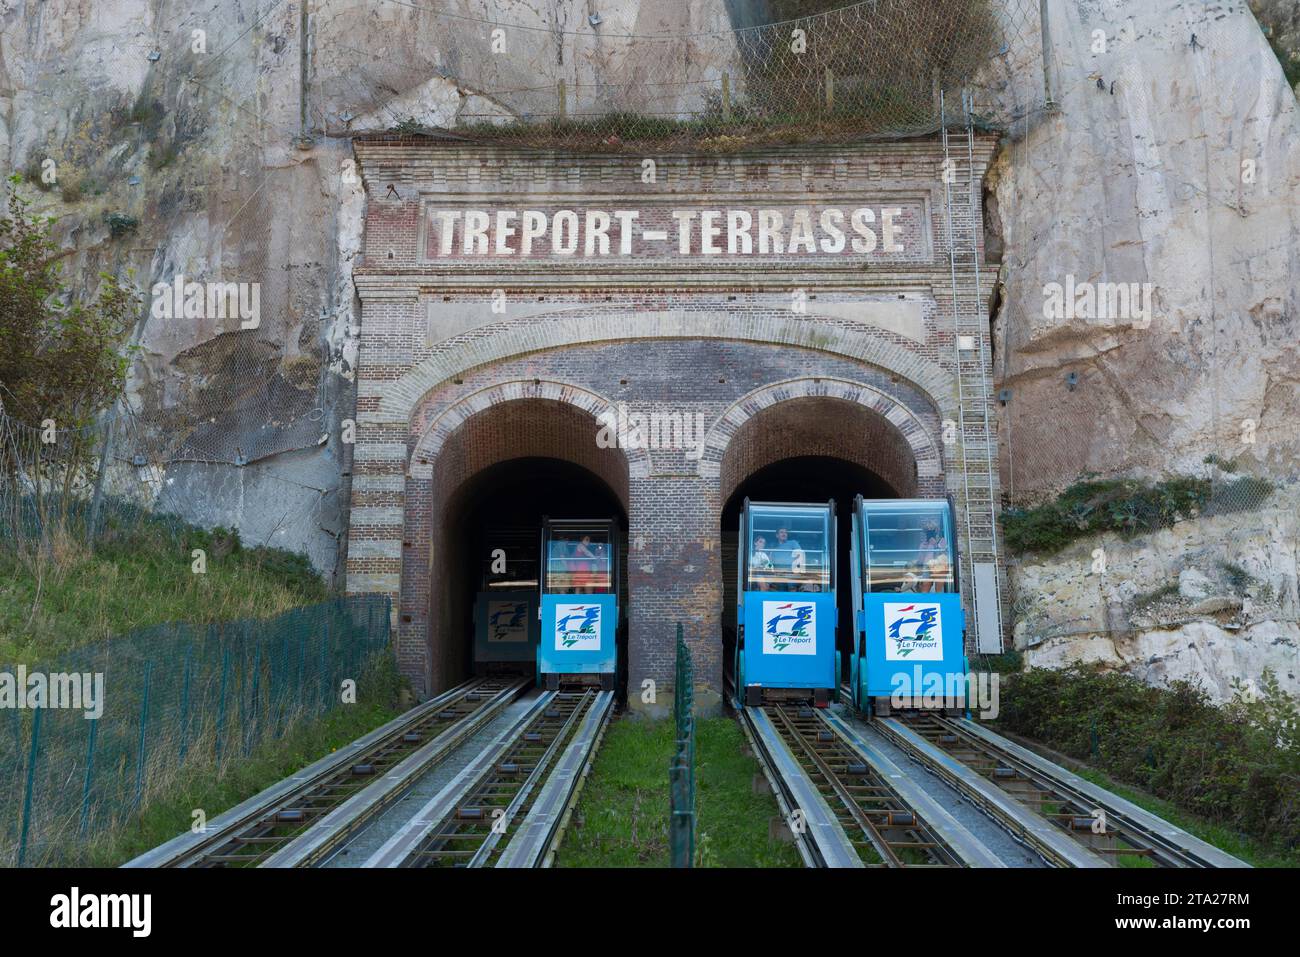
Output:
[[941, 89, 1003, 655]]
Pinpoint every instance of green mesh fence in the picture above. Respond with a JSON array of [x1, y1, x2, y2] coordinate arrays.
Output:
[[0, 593, 391, 867], [669, 623, 696, 868]]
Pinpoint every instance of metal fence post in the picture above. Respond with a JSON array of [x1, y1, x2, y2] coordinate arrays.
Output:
[[215, 647, 230, 762], [17, 706, 43, 866], [133, 660, 153, 808], [246, 641, 262, 757], [79, 717, 100, 837], [669, 623, 696, 868], [320, 615, 330, 710], [178, 643, 193, 761]]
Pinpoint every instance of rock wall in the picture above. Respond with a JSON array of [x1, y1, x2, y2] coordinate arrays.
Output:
[[0, 0, 740, 583], [984, 1, 1300, 697], [1011, 484, 1300, 702], [990, 0, 1300, 497]]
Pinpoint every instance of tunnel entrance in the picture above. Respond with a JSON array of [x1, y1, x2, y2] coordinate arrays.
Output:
[[417, 396, 632, 699], [440, 456, 628, 698], [715, 394, 925, 696]]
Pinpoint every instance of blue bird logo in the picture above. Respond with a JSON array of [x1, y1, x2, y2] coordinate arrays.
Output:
[[887, 604, 939, 657], [489, 602, 527, 640], [765, 603, 813, 651], [557, 606, 600, 647]]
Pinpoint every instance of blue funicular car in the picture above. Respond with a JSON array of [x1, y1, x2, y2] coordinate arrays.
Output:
[[538, 516, 619, 691], [734, 499, 838, 708], [848, 496, 967, 716], [471, 527, 540, 678]]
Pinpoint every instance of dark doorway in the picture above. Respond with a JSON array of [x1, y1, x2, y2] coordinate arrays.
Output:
[[444, 457, 628, 694]]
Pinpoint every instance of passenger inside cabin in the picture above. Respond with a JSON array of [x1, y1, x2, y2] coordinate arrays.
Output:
[[769, 526, 804, 570], [571, 534, 598, 593], [900, 561, 925, 593], [750, 535, 774, 591], [924, 539, 951, 592]]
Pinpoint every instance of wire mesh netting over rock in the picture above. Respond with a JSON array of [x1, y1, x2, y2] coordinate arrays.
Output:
[[310, 0, 1041, 152]]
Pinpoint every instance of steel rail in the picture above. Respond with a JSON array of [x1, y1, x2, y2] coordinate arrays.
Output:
[[819, 710, 1006, 867], [406, 690, 598, 868], [496, 689, 614, 868], [468, 691, 594, 868], [258, 677, 529, 867], [741, 706, 866, 868], [950, 717, 1249, 869], [363, 690, 599, 867], [736, 703, 820, 868], [766, 704, 970, 867], [533, 694, 612, 869], [358, 690, 560, 867], [872, 715, 1107, 868], [123, 677, 523, 868]]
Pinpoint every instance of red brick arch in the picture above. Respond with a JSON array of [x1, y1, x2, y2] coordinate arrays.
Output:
[[409, 378, 650, 489], [703, 377, 945, 503]]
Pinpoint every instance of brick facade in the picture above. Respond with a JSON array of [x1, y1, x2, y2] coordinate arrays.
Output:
[[345, 138, 1000, 714]]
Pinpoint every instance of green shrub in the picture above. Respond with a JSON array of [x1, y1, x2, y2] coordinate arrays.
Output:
[[1002, 472, 1280, 555], [102, 211, 139, 237], [998, 665, 1300, 852]]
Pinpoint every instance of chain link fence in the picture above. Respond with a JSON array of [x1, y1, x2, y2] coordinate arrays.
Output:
[[0, 402, 177, 547], [0, 594, 391, 867]]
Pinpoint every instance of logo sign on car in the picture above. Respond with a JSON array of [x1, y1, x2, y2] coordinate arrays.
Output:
[[487, 601, 529, 642], [554, 604, 601, 651], [762, 601, 816, 655], [884, 602, 943, 660]]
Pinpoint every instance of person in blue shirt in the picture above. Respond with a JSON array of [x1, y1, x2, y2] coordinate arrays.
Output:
[[769, 526, 804, 571]]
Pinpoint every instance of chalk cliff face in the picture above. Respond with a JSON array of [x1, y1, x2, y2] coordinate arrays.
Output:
[[1, 1, 1296, 695], [1009, 484, 1300, 703], [990, 0, 1299, 495], [979, 0, 1300, 695]]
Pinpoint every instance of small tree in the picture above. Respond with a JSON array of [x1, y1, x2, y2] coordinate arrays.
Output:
[[0, 174, 138, 545]]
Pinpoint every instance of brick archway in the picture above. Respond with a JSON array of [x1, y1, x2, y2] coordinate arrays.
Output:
[[362, 314, 958, 431], [388, 385, 640, 696], [704, 377, 946, 502], [409, 379, 650, 484]]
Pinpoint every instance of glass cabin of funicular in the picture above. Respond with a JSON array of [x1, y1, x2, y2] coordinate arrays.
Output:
[[859, 499, 956, 594], [744, 503, 832, 594], [543, 521, 615, 595]]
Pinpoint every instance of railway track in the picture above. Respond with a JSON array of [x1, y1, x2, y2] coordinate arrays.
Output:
[[364, 688, 613, 867], [741, 703, 1004, 868], [876, 712, 1249, 869], [124, 677, 526, 868]]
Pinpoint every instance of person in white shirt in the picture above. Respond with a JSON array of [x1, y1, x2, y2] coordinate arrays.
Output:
[[750, 534, 774, 591]]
